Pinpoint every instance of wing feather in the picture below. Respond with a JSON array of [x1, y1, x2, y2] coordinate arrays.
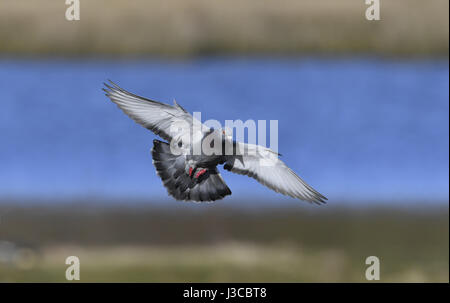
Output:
[[225, 143, 327, 204], [103, 80, 205, 143]]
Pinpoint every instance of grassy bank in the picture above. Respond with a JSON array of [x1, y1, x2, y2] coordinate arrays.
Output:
[[0, 203, 448, 282], [0, 0, 448, 57]]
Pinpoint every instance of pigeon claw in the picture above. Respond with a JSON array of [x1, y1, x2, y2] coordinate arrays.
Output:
[[195, 168, 207, 179]]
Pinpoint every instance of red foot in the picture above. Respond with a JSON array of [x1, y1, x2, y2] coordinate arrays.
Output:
[[195, 169, 207, 179], [189, 167, 193, 177]]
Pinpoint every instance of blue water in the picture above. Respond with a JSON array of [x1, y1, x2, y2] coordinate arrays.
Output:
[[0, 58, 448, 205]]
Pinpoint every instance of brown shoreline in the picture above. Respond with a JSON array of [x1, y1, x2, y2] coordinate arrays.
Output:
[[0, 0, 448, 57]]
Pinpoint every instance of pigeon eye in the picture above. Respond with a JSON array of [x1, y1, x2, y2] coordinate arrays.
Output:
[[210, 141, 214, 148], [178, 141, 182, 148]]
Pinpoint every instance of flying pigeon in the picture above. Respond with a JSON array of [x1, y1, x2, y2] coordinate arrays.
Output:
[[103, 80, 327, 204]]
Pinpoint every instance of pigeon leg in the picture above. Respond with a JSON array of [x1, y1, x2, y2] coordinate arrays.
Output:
[[195, 168, 207, 179], [186, 161, 197, 178]]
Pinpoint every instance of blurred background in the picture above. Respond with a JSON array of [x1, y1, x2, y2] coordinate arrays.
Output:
[[0, 0, 448, 282]]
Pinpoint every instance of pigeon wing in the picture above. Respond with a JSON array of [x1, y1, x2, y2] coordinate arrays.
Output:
[[103, 80, 207, 143], [224, 143, 327, 204]]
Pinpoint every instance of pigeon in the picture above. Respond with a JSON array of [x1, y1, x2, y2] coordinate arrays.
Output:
[[103, 80, 327, 204]]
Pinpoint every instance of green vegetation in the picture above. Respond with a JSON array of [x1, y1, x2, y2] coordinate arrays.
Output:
[[0, 0, 448, 57], [0, 203, 448, 282]]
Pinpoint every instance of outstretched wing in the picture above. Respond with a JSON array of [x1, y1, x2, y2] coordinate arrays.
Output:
[[103, 80, 207, 143], [224, 143, 327, 204]]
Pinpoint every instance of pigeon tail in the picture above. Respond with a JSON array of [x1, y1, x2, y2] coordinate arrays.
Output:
[[151, 140, 231, 202]]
